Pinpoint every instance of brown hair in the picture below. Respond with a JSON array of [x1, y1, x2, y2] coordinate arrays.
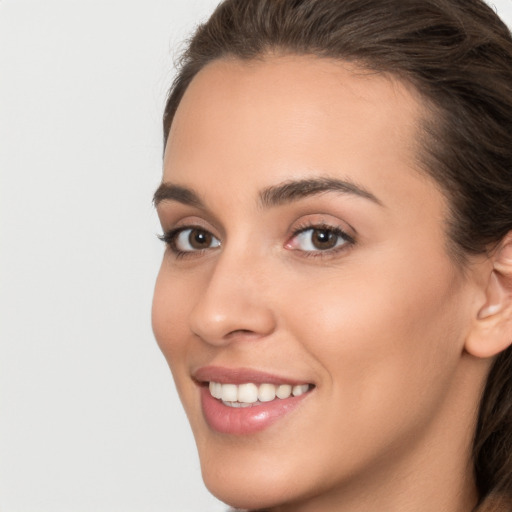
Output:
[[163, 0, 512, 509]]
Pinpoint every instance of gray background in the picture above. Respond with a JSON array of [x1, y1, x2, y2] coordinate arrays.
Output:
[[1, 1, 511, 511]]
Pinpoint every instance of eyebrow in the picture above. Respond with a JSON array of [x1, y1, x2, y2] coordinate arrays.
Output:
[[153, 183, 204, 208], [153, 177, 382, 208], [259, 177, 383, 208]]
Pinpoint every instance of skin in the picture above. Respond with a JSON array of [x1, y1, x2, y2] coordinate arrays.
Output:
[[152, 56, 493, 511]]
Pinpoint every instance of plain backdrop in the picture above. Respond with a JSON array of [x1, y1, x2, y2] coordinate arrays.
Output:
[[1, 1, 511, 511]]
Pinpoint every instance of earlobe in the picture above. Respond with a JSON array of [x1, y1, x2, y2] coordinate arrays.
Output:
[[466, 234, 512, 359]]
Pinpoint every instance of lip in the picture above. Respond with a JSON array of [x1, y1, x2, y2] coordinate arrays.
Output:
[[194, 366, 314, 435], [193, 365, 310, 386]]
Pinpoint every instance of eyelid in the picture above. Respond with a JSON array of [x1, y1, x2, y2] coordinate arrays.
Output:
[[159, 214, 222, 241], [287, 213, 356, 240], [285, 220, 356, 257], [287, 225, 354, 246], [159, 212, 218, 231], [292, 222, 354, 240], [158, 224, 221, 259]]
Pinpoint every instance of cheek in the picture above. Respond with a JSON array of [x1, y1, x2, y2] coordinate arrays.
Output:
[[283, 250, 469, 435], [152, 264, 193, 374]]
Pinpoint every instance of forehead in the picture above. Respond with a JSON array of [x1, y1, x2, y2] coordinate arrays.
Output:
[[164, 55, 432, 206]]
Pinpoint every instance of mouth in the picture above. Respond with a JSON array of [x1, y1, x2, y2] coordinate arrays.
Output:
[[193, 367, 315, 435], [208, 381, 312, 407]]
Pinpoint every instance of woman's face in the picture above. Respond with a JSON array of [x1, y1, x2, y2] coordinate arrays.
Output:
[[153, 56, 480, 510]]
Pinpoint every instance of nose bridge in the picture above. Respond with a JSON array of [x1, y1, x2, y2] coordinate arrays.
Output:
[[189, 243, 275, 345]]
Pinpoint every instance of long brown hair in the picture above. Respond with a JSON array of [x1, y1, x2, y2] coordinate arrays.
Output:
[[163, 1, 512, 509]]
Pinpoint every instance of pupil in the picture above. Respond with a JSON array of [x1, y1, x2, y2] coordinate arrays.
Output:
[[313, 229, 336, 249], [190, 229, 211, 249]]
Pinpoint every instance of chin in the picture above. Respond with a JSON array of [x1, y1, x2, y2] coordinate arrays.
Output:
[[198, 444, 334, 511], [203, 475, 287, 511], [198, 450, 300, 510]]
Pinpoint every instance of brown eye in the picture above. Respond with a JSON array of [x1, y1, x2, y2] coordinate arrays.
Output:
[[173, 227, 221, 253], [311, 229, 338, 250], [189, 229, 213, 249], [286, 225, 352, 253]]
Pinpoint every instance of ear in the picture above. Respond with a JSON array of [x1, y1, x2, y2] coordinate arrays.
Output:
[[465, 233, 512, 359]]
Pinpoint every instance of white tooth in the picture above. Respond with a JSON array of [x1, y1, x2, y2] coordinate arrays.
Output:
[[276, 384, 292, 399], [213, 382, 223, 399], [258, 383, 276, 402], [209, 381, 222, 399], [292, 384, 309, 397], [221, 383, 238, 402], [238, 383, 259, 403], [223, 401, 252, 408]]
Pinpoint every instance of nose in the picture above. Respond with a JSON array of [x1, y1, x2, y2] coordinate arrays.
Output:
[[189, 249, 276, 346]]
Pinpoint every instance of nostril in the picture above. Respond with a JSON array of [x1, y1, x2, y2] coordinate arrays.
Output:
[[188, 267, 277, 346], [226, 329, 261, 339]]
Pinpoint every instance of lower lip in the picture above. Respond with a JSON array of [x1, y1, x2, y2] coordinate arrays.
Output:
[[200, 385, 310, 435]]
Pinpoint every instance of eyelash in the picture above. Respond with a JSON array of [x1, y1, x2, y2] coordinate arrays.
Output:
[[158, 222, 355, 260], [158, 225, 218, 259], [287, 222, 355, 259]]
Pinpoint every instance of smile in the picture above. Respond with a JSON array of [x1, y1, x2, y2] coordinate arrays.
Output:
[[194, 367, 314, 434], [209, 381, 311, 407]]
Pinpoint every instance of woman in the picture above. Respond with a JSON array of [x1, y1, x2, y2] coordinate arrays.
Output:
[[152, 0, 512, 510]]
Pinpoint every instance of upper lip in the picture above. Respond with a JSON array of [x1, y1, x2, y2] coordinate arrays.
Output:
[[193, 366, 312, 386]]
